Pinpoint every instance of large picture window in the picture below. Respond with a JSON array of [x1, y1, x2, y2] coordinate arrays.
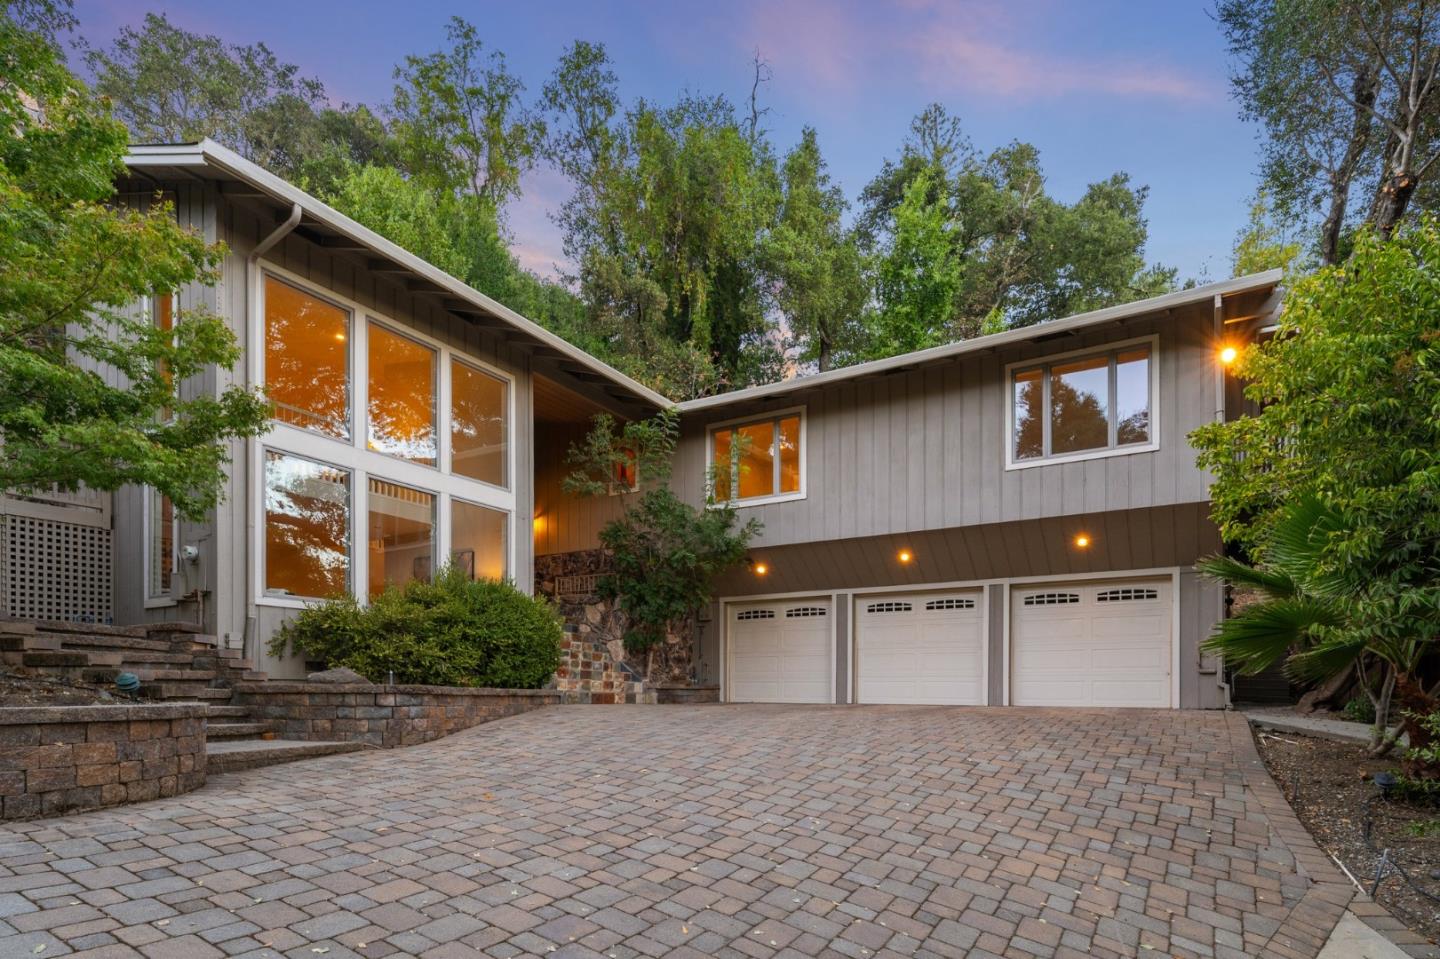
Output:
[[451, 359, 508, 487], [264, 450, 351, 599], [255, 270, 515, 610], [1010, 342, 1155, 466], [264, 276, 351, 439], [709, 411, 804, 505], [367, 322, 437, 466], [367, 478, 434, 599]]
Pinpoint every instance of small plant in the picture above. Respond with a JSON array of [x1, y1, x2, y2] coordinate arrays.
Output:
[[1342, 696, 1377, 725], [269, 566, 562, 687]]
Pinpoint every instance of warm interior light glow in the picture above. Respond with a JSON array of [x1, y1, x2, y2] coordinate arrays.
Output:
[[753, 562, 769, 576], [898, 548, 913, 564], [1219, 345, 1238, 365], [1074, 533, 1091, 549]]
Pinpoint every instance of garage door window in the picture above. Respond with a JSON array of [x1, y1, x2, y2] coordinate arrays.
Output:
[[1009, 340, 1156, 467]]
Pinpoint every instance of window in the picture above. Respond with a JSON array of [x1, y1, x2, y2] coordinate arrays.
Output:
[[710, 411, 803, 505], [1009, 342, 1154, 466], [451, 499, 507, 581], [367, 322, 436, 466], [147, 487, 175, 599], [367, 478, 434, 599], [264, 276, 351, 439], [451, 359, 508, 487], [264, 450, 351, 599]]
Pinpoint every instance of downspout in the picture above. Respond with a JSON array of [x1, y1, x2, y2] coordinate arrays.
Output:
[[242, 204, 302, 663]]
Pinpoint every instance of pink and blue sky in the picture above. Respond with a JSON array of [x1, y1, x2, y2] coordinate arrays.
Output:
[[71, 0, 1260, 283]]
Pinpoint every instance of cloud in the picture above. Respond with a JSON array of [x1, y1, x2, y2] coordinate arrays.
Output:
[[739, 0, 1213, 104]]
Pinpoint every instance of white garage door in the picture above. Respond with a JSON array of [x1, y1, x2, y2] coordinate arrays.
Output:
[[1011, 580, 1173, 707], [727, 600, 832, 703], [856, 591, 985, 705]]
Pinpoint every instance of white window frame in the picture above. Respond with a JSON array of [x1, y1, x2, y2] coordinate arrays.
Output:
[[142, 486, 179, 607], [253, 264, 518, 609], [705, 406, 807, 509], [1004, 334, 1160, 471], [142, 292, 180, 607]]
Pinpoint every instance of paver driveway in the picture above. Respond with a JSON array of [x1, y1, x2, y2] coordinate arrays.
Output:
[[0, 706, 1364, 958]]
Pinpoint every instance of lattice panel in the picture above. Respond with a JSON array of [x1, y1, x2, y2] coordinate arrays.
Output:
[[1, 515, 112, 624], [555, 573, 602, 601]]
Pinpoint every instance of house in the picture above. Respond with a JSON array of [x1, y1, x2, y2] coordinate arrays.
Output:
[[0, 138, 1282, 708]]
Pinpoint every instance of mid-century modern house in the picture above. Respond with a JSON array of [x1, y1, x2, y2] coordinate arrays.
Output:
[[0, 139, 1282, 709]]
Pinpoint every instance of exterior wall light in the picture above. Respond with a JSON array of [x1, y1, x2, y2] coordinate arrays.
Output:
[[1073, 533, 1091, 549], [1219, 345, 1238, 365], [753, 561, 769, 576], [897, 549, 913, 564]]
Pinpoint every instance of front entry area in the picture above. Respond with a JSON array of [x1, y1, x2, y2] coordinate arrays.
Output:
[[855, 591, 984, 705], [727, 599, 833, 703], [1009, 579, 1173, 707]]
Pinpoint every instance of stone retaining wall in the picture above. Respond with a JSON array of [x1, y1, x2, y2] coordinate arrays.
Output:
[[234, 684, 560, 748], [0, 704, 207, 820]]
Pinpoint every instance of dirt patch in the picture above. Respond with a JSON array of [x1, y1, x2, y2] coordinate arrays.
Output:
[[0, 672, 114, 706], [1256, 728, 1440, 945]]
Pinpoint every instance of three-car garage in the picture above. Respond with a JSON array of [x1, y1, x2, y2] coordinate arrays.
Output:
[[724, 576, 1177, 707]]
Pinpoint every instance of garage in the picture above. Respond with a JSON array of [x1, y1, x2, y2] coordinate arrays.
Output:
[[855, 591, 985, 705], [726, 599, 833, 703], [1010, 580, 1173, 707]]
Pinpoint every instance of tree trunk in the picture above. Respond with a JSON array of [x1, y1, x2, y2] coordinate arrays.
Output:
[[1396, 672, 1439, 777], [817, 336, 832, 373], [1372, 171, 1420, 239], [1319, 67, 1379, 266]]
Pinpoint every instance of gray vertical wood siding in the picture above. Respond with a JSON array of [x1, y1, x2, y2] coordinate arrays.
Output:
[[671, 302, 1217, 551]]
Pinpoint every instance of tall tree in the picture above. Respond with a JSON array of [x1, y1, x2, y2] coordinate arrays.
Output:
[[1, 1, 268, 514], [83, 12, 383, 188], [1221, 0, 1440, 262], [390, 16, 542, 206], [764, 127, 867, 371], [860, 105, 1172, 350]]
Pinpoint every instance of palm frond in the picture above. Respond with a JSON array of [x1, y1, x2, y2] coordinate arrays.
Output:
[[1196, 553, 1298, 599], [1201, 596, 1343, 676], [1286, 635, 1367, 684], [1267, 493, 1352, 598]]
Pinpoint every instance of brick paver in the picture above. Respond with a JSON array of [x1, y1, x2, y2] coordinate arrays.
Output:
[[0, 706, 1368, 958]]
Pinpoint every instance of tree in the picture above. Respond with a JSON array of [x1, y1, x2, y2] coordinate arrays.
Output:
[[83, 12, 383, 188], [764, 127, 868, 371], [1, 3, 268, 515], [564, 411, 760, 682], [1232, 191, 1306, 276], [389, 16, 542, 206], [858, 105, 1173, 348], [1220, 0, 1440, 262], [1192, 221, 1440, 772]]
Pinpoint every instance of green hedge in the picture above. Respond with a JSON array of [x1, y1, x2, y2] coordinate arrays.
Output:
[[269, 567, 562, 688]]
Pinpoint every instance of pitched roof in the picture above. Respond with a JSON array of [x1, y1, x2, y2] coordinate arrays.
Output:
[[675, 270, 1284, 414]]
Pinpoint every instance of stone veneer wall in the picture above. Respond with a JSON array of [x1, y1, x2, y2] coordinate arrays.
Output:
[[535, 549, 652, 703], [233, 684, 560, 747], [0, 704, 207, 820]]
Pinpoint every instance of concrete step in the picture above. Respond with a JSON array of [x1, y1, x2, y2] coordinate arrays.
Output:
[[83, 651, 196, 666], [129, 668, 219, 682], [22, 651, 92, 668], [206, 705, 251, 719], [52, 634, 173, 653], [18, 620, 146, 639], [206, 722, 273, 740], [206, 739, 365, 774], [0, 634, 60, 652]]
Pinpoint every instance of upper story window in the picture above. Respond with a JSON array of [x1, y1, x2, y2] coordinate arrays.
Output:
[[709, 409, 804, 506], [367, 321, 437, 466], [450, 358, 508, 488], [1009, 339, 1156, 468], [264, 275, 351, 439]]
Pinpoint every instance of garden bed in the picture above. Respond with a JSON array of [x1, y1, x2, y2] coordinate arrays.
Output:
[[0, 672, 112, 706], [1256, 728, 1440, 946]]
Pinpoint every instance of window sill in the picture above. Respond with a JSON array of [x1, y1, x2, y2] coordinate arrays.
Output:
[[709, 491, 807, 510], [143, 597, 178, 609], [256, 595, 321, 611], [1005, 442, 1158, 471]]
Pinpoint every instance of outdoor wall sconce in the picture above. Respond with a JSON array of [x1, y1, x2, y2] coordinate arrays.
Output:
[[897, 549, 914, 564], [1073, 533, 1092, 549]]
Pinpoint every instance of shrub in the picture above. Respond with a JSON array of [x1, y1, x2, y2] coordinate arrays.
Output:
[[269, 567, 562, 688], [1342, 696, 1377, 725]]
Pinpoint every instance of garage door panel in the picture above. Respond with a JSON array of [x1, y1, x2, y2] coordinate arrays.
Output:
[[1011, 580, 1172, 708], [728, 601, 832, 704], [857, 591, 984, 705]]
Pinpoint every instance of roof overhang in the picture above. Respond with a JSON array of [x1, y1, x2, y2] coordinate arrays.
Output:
[[675, 270, 1284, 415], [123, 140, 671, 417]]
